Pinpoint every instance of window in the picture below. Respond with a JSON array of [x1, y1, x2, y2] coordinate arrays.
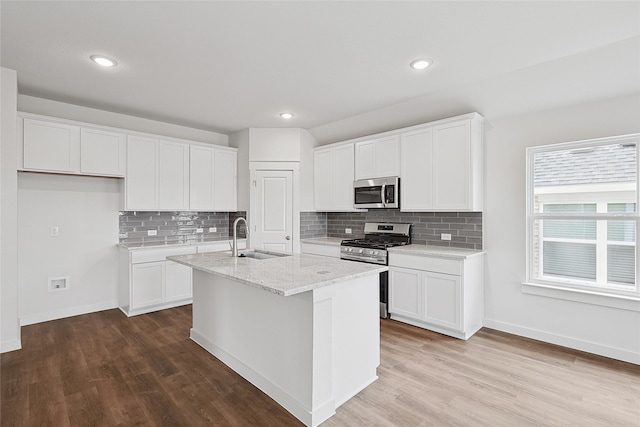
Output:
[[526, 134, 640, 302]]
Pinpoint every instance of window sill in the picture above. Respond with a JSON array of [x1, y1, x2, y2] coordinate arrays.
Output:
[[522, 282, 640, 312]]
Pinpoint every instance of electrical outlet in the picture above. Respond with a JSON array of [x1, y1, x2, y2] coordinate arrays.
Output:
[[50, 226, 59, 237], [147, 230, 158, 236], [441, 233, 452, 241], [48, 276, 70, 292], [345, 228, 352, 234], [196, 228, 204, 233], [209, 227, 217, 233]]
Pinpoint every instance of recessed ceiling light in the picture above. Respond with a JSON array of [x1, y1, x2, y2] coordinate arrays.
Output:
[[90, 55, 118, 67], [279, 112, 294, 119], [410, 58, 432, 70]]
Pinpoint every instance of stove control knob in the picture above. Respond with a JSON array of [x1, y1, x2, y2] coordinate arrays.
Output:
[[347, 248, 353, 252], [372, 251, 379, 256], [357, 249, 364, 254]]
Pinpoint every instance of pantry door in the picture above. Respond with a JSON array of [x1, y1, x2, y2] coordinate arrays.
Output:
[[252, 169, 293, 253]]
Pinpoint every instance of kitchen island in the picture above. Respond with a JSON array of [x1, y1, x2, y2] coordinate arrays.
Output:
[[167, 250, 387, 427]]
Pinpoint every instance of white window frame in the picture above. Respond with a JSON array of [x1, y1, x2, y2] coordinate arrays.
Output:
[[524, 134, 640, 312]]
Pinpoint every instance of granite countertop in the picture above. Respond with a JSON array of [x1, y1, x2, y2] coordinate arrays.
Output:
[[118, 237, 245, 250], [168, 251, 387, 297], [388, 244, 485, 259], [300, 237, 344, 246]]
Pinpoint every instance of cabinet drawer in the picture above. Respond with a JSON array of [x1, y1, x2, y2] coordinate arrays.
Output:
[[389, 253, 461, 275], [131, 245, 196, 264]]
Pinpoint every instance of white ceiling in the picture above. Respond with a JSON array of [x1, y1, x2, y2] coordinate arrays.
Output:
[[1, 1, 639, 144]]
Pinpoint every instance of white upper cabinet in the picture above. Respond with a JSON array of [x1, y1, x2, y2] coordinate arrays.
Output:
[[126, 136, 191, 211], [19, 113, 238, 213], [314, 142, 356, 211], [80, 128, 126, 176], [158, 140, 189, 210], [189, 145, 237, 211], [126, 135, 158, 210], [401, 114, 483, 211], [432, 120, 472, 210], [23, 118, 80, 173], [22, 116, 125, 177], [213, 148, 238, 211], [189, 145, 215, 210], [354, 135, 399, 180], [400, 128, 433, 210], [313, 149, 333, 210]]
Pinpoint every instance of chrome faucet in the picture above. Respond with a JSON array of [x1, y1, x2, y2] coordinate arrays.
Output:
[[231, 217, 248, 257]]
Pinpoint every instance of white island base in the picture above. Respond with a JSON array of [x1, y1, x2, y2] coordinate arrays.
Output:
[[189, 269, 380, 427]]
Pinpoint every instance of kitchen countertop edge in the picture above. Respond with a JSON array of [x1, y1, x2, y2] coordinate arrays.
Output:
[[168, 252, 387, 297], [118, 238, 246, 250], [388, 244, 485, 259], [300, 237, 344, 246]]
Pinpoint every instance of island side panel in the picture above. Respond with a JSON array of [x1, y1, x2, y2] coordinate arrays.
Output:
[[190, 269, 316, 424], [328, 274, 380, 407]]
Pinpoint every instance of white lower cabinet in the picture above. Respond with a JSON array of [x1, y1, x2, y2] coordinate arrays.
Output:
[[131, 261, 165, 309], [119, 241, 243, 316], [389, 252, 483, 340], [120, 245, 195, 316], [165, 261, 193, 302]]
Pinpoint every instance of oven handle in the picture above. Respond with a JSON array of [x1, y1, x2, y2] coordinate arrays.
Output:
[[340, 254, 387, 265], [381, 184, 387, 206]]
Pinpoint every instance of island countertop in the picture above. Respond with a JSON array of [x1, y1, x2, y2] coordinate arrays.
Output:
[[167, 251, 387, 297]]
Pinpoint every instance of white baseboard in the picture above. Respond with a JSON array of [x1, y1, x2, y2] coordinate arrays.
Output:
[[20, 300, 119, 326], [120, 298, 192, 317], [0, 338, 22, 353], [190, 328, 334, 427], [483, 318, 639, 365]]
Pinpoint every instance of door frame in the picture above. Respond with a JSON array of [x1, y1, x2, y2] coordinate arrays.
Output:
[[249, 161, 301, 253]]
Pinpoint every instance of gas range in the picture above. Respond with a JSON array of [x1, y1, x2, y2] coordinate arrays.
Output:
[[340, 222, 411, 319], [340, 223, 412, 265]]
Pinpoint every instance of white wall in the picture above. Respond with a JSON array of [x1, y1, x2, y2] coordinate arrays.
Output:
[[18, 95, 229, 146], [236, 127, 317, 212], [1, 68, 20, 352], [248, 128, 301, 161], [229, 128, 250, 212], [299, 129, 317, 212], [484, 94, 640, 364], [17, 173, 122, 325]]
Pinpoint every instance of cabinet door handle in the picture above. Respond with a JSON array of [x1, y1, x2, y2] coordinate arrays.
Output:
[[285, 236, 291, 240]]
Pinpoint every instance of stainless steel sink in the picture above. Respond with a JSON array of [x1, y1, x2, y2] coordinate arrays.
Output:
[[237, 249, 290, 260]]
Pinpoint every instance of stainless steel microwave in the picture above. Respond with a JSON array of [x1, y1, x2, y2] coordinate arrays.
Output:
[[353, 176, 399, 209]]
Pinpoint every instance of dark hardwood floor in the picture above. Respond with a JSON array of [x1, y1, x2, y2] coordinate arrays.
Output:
[[1, 305, 638, 426]]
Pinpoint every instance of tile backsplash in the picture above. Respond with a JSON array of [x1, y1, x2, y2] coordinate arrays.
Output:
[[119, 211, 246, 245], [121, 210, 481, 249], [300, 212, 328, 238], [302, 210, 482, 250]]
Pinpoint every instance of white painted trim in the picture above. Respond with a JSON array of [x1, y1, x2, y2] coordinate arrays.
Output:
[[0, 339, 22, 354], [483, 318, 640, 365], [190, 328, 329, 427], [19, 300, 118, 326], [119, 298, 192, 317], [522, 282, 639, 312], [249, 161, 301, 253], [389, 315, 478, 340], [333, 375, 378, 407]]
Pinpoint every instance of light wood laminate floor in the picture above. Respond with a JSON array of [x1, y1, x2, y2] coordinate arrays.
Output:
[[1, 305, 638, 426]]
